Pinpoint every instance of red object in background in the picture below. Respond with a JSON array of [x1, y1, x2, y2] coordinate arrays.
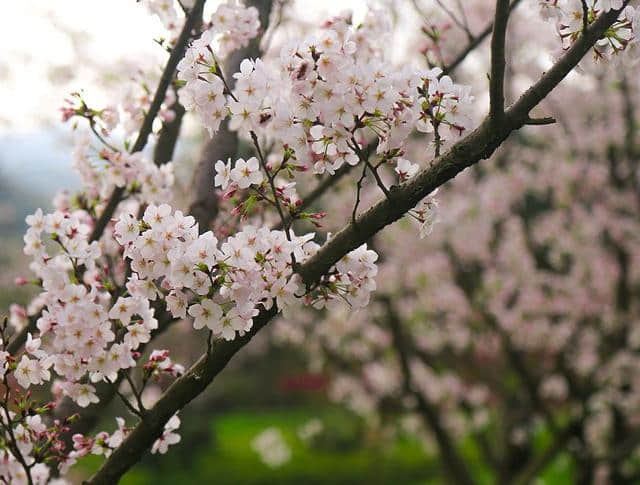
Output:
[[279, 373, 328, 392]]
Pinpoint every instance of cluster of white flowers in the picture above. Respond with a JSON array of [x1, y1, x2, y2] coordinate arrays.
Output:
[[539, 0, 640, 60], [208, 0, 261, 58], [0, 402, 77, 483], [21, 209, 140, 406], [415, 69, 474, 156], [177, 1, 260, 135], [12, 203, 382, 478], [6, 196, 380, 478], [309, 243, 379, 310], [0, 450, 53, 485], [214, 156, 264, 192], [115, 204, 379, 338], [179, 8, 473, 180], [179, 8, 466, 240], [73, 142, 174, 204], [16, 198, 380, 400], [70, 417, 128, 463], [116, 204, 304, 339], [251, 428, 291, 467], [68, 413, 180, 470]]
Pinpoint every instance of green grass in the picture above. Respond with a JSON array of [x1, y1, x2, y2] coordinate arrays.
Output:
[[77, 407, 440, 485], [75, 406, 578, 484]]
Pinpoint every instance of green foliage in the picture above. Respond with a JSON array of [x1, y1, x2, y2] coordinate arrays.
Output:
[[78, 407, 439, 485]]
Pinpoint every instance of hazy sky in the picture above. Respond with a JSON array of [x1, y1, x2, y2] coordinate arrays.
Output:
[[0, 0, 379, 133], [0, 0, 418, 203]]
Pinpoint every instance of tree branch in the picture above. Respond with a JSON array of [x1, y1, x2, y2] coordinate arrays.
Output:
[[489, 0, 510, 124], [442, 0, 523, 77], [434, 0, 474, 40], [381, 295, 477, 485], [153, 99, 185, 167]]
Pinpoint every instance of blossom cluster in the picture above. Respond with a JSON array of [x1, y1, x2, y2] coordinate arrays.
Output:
[[251, 428, 291, 467], [143, 0, 185, 44], [308, 243, 379, 310], [70, 412, 181, 467], [179, 8, 473, 178], [10, 193, 379, 479], [116, 204, 379, 334], [234, 13, 473, 166], [22, 209, 134, 402], [539, 0, 640, 60], [177, 1, 260, 135], [73, 142, 174, 204], [0, 410, 72, 484], [116, 203, 309, 339]]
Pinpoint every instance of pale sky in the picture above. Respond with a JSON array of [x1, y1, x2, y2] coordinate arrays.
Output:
[[0, 0, 387, 200], [0, 0, 382, 133]]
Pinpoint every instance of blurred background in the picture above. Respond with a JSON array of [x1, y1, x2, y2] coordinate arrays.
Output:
[[2, 0, 640, 483]]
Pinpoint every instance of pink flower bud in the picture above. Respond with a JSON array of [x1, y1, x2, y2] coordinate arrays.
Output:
[[14, 277, 28, 286]]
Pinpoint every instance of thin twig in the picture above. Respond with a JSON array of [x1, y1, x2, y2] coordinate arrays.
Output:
[[442, 0, 523, 77], [89, 120, 119, 152], [107, 377, 145, 418], [250, 131, 297, 269], [348, 138, 390, 198], [455, 0, 472, 37], [124, 373, 147, 416], [435, 0, 474, 40], [352, 163, 368, 225], [489, 0, 511, 124], [1, 377, 33, 485], [250, 132, 289, 235]]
